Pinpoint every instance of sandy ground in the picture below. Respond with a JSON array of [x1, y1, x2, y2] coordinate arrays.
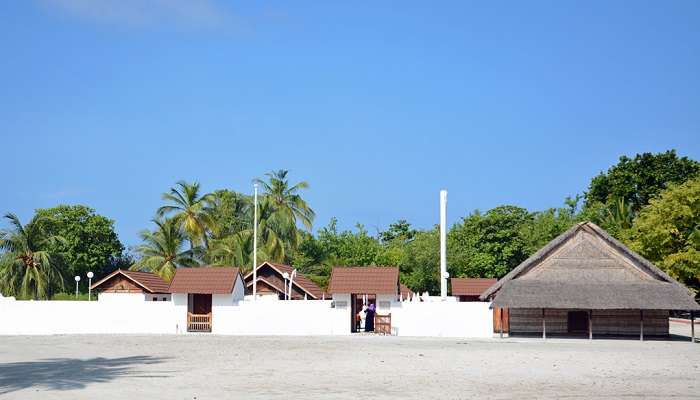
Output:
[[0, 322, 697, 400]]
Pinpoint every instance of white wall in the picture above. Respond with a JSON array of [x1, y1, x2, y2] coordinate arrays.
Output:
[[389, 301, 493, 338], [212, 300, 349, 335], [0, 294, 493, 338], [0, 295, 178, 335]]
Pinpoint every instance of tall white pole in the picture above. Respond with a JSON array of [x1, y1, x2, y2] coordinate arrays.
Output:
[[440, 190, 448, 300], [253, 183, 258, 300]]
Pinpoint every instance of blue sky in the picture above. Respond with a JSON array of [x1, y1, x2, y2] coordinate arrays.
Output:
[[1, 1, 699, 247]]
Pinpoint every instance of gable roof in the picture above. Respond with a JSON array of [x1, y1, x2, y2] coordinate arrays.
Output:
[[328, 267, 399, 295], [90, 269, 170, 293], [451, 278, 497, 297], [168, 267, 242, 294], [244, 261, 323, 299], [480, 221, 699, 310]]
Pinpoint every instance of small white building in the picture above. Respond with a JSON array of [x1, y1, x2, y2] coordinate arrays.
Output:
[[168, 266, 245, 333], [328, 266, 400, 333]]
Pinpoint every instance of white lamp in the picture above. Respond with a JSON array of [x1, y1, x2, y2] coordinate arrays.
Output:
[[74, 276, 81, 299], [282, 272, 290, 300]]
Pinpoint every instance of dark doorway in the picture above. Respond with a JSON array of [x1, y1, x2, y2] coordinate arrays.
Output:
[[568, 311, 588, 333], [187, 294, 213, 332], [350, 294, 376, 333], [188, 294, 212, 314]]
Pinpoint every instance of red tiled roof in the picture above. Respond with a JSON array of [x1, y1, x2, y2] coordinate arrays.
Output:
[[450, 278, 497, 296], [328, 267, 399, 295], [400, 284, 413, 297], [90, 269, 170, 293], [244, 262, 324, 299], [168, 267, 241, 294]]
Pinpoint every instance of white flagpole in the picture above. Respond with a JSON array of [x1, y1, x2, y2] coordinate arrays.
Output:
[[440, 190, 449, 300], [253, 183, 258, 300]]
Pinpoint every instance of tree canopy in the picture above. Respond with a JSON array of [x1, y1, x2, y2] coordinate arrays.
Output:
[[630, 176, 700, 291], [33, 205, 124, 285], [585, 150, 699, 212]]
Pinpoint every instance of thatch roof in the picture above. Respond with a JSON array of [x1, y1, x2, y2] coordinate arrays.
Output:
[[480, 222, 700, 310]]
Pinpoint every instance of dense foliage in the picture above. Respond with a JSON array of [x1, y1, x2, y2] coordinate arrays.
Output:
[[2, 151, 699, 297], [33, 205, 125, 286], [630, 176, 700, 291], [585, 150, 699, 212]]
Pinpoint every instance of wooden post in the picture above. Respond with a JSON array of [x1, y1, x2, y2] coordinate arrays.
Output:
[[499, 309, 504, 339], [588, 310, 593, 340], [542, 309, 546, 340], [640, 310, 644, 342], [691, 311, 695, 343]]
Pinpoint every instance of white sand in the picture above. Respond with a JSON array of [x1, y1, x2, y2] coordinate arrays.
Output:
[[0, 322, 697, 399]]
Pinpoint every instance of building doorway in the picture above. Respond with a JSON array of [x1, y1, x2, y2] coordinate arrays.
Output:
[[350, 294, 376, 333], [187, 294, 212, 332], [567, 311, 588, 334]]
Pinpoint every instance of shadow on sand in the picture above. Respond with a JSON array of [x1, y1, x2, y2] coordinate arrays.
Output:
[[0, 355, 169, 395]]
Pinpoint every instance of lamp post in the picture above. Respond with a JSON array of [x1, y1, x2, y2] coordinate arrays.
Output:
[[87, 271, 94, 301], [74, 276, 81, 299], [288, 269, 297, 301], [252, 183, 258, 300], [282, 272, 289, 300]]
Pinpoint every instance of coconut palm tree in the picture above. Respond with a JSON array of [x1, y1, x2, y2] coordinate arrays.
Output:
[[131, 218, 199, 281], [207, 190, 251, 239], [254, 170, 315, 230], [0, 213, 65, 299], [206, 199, 298, 267], [207, 232, 271, 273], [157, 181, 215, 248]]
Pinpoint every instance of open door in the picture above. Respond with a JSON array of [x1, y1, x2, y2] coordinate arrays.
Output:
[[187, 294, 212, 332]]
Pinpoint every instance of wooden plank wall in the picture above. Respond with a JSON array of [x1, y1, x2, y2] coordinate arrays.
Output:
[[509, 308, 669, 336], [99, 275, 144, 293]]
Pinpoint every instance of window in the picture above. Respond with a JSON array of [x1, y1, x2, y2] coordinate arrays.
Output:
[[152, 297, 158, 301], [162, 297, 167, 301]]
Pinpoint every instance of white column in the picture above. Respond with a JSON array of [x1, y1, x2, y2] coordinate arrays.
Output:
[[440, 190, 448, 299]]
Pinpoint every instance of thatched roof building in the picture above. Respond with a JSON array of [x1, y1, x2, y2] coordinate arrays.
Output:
[[481, 221, 699, 338]]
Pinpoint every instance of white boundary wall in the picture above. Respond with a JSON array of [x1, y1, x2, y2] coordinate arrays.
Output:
[[0, 294, 177, 335], [0, 294, 493, 338], [390, 301, 493, 338]]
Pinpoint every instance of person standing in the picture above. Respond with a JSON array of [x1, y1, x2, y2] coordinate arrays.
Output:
[[365, 303, 376, 332]]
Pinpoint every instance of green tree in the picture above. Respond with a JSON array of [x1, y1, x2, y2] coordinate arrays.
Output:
[[585, 150, 699, 212], [379, 219, 417, 243], [207, 190, 251, 239], [0, 213, 66, 299], [630, 176, 700, 291], [33, 205, 124, 285], [520, 203, 579, 255], [254, 169, 315, 230], [448, 206, 534, 279], [399, 228, 440, 293], [157, 181, 215, 248], [131, 218, 199, 281], [290, 218, 390, 288]]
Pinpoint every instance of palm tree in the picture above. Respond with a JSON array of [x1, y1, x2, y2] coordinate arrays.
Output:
[[602, 197, 635, 230], [0, 213, 65, 299], [254, 170, 315, 230], [207, 232, 271, 273], [206, 198, 299, 267], [207, 190, 251, 239], [131, 218, 199, 281], [157, 181, 215, 248]]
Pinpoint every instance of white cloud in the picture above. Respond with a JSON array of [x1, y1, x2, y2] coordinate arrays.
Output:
[[40, 0, 233, 30]]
